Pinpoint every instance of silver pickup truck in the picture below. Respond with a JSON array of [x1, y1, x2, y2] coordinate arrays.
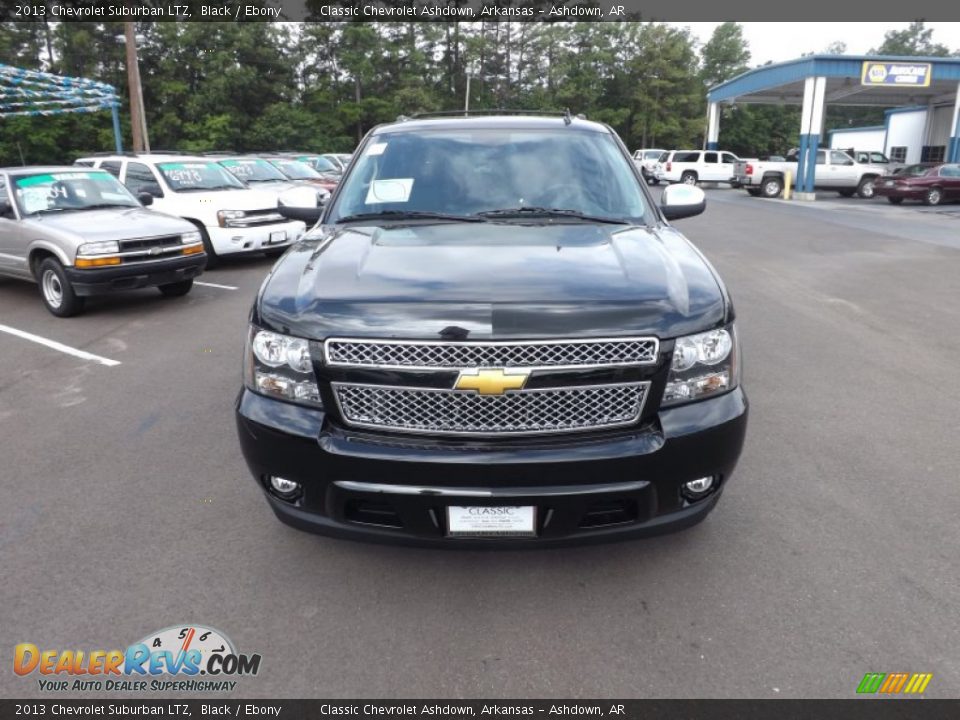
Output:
[[733, 149, 888, 199], [0, 166, 206, 317]]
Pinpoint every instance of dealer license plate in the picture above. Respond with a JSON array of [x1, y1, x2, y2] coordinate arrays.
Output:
[[447, 506, 536, 538], [268, 231, 287, 245], [885, 180, 895, 186]]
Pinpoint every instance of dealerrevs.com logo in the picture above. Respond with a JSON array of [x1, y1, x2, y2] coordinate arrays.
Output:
[[14, 624, 262, 693]]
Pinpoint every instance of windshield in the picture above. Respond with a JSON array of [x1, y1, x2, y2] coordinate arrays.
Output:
[[644, 150, 662, 160], [327, 128, 650, 224], [270, 159, 323, 180], [219, 158, 287, 183], [298, 155, 338, 173], [900, 164, 935, 177], [156, 161, 246, 191], [12, 170, 140, 216]]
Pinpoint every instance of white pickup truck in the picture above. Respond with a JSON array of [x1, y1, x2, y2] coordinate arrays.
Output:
[[733, 149, 887, 199]]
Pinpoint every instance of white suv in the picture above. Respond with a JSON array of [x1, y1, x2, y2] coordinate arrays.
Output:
[[661, 150, 740, 185], [75, 154, 306, 266]]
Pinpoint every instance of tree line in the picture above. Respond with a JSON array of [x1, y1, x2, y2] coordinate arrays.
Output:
[[0, 20, 954, 166]]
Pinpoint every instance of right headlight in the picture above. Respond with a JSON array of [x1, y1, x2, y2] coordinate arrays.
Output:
[[662, 324, 739, 406], [244, 326, 322, 407]]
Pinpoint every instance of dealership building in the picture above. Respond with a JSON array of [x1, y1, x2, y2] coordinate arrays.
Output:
[[706, 55, 960, 198], [828, 104, 957, 165]]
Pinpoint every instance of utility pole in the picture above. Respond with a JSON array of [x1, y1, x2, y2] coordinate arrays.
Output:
[[123, 22, 150, 152]]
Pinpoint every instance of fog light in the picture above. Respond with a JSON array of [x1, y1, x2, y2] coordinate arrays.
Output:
[[682, 476, 715, 500], [269, 475, 300, 497]]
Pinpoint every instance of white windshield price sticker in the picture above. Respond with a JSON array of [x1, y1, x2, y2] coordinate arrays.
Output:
[[365, 178, 413, 204], [366, 142, 388, 156], [447, 506, 537, 537]]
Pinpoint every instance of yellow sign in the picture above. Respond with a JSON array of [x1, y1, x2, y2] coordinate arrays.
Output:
[[454, 369, 529, 395]]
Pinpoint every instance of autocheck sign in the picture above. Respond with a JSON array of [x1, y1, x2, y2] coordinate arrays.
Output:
[[861, 62, 932, 87], [13, 625, 261, 693]]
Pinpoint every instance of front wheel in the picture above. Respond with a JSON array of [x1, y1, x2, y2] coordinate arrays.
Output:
[[38, 257, 85, 317], [761, 177, 783, 198], [887, 197, 904, 205], [924, 187, 943, 206], [680, 171, 698, 186], [158, 279, 194, 297], [856, 177, 876, 199]]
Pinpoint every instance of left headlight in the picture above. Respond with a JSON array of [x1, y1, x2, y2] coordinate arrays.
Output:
[[181, 231, 202, 244], [77, 240, 120, 256], [218, 210, 246, 227], [662, 325, 739, 406], [244, 326, 322, 408]]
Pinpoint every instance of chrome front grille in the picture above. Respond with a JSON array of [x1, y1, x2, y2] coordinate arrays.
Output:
[[332, 382, 649, 436], [325, 337, 659, 370]]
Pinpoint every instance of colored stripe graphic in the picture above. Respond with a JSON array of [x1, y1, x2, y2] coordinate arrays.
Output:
[[858, 672, 932, 694], [857, 673, 885, 694]]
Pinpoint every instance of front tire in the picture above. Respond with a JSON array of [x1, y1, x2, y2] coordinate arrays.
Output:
[[158, 279, 194, 297], [856, 176, 877, 199], [924, 187, 943, 206], [761, 176, 783, 198], [680, 171, 698, 186], [38, 257, 85, 318]]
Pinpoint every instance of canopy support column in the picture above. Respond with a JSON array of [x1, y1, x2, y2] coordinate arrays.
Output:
[[795, 76, 826, 201], [706, 102, 720, 151]]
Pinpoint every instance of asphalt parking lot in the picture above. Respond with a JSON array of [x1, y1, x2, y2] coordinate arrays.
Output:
[[2, 189, 959, 700]]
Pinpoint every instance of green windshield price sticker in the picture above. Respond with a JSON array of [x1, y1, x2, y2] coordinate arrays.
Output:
[[15, 174, 56, 188]]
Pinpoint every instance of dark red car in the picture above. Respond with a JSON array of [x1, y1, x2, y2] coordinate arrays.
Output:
[[875, 163, 960, 206]]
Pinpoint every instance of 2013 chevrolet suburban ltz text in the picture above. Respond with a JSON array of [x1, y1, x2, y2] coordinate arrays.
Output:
[[235, 113, 748, 546]]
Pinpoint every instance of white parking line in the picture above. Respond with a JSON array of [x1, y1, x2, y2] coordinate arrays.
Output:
[[0, 323, 121, 367], [195, 281, 238, 290]]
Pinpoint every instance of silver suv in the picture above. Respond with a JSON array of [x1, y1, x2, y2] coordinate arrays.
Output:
[[0, 166, 206, 317]]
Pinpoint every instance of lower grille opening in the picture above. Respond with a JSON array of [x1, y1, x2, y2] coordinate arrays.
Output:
[[579, 500, 638, 529], [344, 499, 403, 529]]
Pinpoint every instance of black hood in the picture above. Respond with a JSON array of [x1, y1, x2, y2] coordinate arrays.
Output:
[[257, 222, 728, 340]]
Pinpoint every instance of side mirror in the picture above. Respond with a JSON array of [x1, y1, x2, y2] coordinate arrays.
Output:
[[845, 160, 855, 166], [277, 203, 324, 224], [660, 184, 706, 221], [137, 192, 154, 206], [0, 198, 13, 217]]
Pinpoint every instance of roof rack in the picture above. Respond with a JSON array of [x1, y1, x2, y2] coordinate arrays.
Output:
[[87, 151, 139, 157], [400, 109, 586, 123]]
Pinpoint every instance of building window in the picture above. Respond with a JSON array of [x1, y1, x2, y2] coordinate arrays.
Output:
[[921, 146, 945, 163], [889, 147, 907, 163]]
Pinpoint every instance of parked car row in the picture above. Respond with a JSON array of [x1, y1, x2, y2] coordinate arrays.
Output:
[[0, 148, 354, 316]]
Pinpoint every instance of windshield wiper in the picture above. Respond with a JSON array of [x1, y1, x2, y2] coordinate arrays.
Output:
[[335, 210, 486, 224], [77, 203, 139, 211], [475, 207, 632, 225], [175, 185, 240, 192]]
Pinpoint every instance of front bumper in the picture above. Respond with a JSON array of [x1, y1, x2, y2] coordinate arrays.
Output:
[[235, 387, 748, 547], [65, 254, 205, 296], [874, 184, 922, 200], [206, 220, 306, 256]]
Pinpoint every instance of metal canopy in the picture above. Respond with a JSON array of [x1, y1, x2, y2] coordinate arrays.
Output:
[[0, 63, 123, 153], [708, 55, 960, 107]]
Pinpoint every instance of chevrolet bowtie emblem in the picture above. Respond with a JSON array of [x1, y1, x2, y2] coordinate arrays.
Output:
[[454, 369, 529, 395]]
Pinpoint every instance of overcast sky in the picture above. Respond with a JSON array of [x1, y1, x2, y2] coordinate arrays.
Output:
[[672, 22, 960, 66]]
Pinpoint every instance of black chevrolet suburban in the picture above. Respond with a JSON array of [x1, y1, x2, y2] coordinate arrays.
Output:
[[235, 113, 748, 546]]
